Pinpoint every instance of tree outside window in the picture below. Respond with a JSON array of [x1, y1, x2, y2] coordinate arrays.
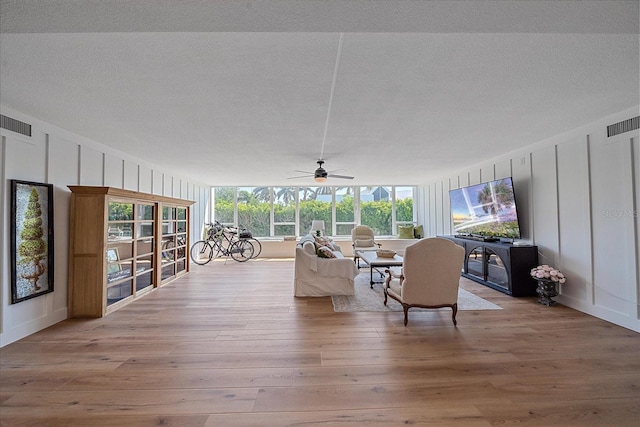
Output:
[[273, 187, 296, 236], [299, 187, 331, 236], [360, 186, 392, 235]]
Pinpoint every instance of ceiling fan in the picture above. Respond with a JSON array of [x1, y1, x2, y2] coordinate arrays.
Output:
[[288, 160, 354, 183]]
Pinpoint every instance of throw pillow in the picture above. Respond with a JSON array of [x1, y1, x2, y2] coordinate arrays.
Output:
[[316, 245, 336, 258], [314, 235, 331, 246], [413, 225, 423, 239], [398, 225, 414, 239]]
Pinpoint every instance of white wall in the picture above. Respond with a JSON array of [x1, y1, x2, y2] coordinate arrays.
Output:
[[417, 107, 640, 332], [0, 107, 211, 347]]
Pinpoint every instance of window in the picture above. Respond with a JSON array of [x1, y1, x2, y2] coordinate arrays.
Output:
[[213, 185, 415, 238], [395, 186, 415, 232], [273, 186, 296, 236], [238, 187, 270, 237], [299, 187, 332, 236], [214, 187, 234, 225], [335, 186, 355, 236], [360, 186, 392, 235]]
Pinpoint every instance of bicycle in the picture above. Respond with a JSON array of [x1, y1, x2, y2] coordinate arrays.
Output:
[[201, 221, 262, 259], [190, 222, 255, 265], [228, 224, 262, 259]]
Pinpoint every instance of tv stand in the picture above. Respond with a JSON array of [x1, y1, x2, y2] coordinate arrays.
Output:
[[455, 234, 500, 242], [443, 235, 538, 297]]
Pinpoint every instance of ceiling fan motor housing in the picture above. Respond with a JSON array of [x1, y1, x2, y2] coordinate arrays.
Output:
[[315, 161, 327, 178], [315, 167, 328, 179]]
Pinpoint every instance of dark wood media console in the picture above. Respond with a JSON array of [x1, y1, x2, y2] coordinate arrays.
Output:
[[442, 236, 539, 297]]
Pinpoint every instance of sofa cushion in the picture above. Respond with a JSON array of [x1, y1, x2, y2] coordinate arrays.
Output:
[[303, 240, 316, 255]]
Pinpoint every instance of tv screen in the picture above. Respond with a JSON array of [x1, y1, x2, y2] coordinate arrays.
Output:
[[449, 177, 521, 239]]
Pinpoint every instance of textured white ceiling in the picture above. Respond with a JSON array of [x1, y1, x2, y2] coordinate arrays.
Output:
[[1, 1, 638, 186]]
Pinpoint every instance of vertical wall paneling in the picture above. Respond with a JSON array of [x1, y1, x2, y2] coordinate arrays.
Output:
[[0, 109, 210, 347], [459, 173, 470, 188], [531, 145, 559, 264], [2, 131, 52, 344], [434, 181, 444, 235], [0, 136, 6, 331], [495, 158, 513, 180], [123, 160, 138, 191], [104, 154, 124, 188], [428, 183, 437, 237], [417, 108, 639, 332], [5, 132, 46, 182], [163, 174, 173, 197], [556, 137, 590, 304], [633, 136, 640, 321], [49, 137, 80, 314], [480, 164, 495, 183], [512, 152, 532, 241], [139, 165, 152, 194], [151, 170, 162, 195], [469, 169, 481, 185], [181, 180, 189, 200], [588, 131, 636, 318], [79, 146, 104, 186]]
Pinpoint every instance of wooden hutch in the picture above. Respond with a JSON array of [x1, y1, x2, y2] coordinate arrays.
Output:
[[68, 186, 194, 317]]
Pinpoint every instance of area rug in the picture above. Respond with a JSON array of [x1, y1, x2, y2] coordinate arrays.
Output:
[[332, 274, 502, 312]]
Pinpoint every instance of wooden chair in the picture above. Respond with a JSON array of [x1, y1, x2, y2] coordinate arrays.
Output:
[[384, 237, 465, 326]]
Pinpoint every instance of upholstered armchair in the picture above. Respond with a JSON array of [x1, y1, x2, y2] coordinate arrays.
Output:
[[384, 237, 465, 326], [351, 225, 381, 265]]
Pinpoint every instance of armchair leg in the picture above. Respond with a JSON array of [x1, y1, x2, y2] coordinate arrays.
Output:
[[403, 305, 409, 326], [451, 303, 458, 326]]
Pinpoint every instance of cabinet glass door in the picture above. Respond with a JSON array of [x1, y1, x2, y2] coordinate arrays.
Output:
[[135, 203, 155, 293], [107, 201, 135, 306], [160, 205, 187, 283], [467, 246, 484, 280], [486, 249, 508, 290]]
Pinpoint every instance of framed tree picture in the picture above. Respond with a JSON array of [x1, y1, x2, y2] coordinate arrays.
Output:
[[10, 180, 55, 303]]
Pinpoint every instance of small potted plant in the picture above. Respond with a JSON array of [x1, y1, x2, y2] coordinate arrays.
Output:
[[530, 264, 566, 306]]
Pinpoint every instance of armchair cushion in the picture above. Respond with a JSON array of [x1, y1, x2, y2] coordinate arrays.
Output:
[[354, 238, 375, 247]]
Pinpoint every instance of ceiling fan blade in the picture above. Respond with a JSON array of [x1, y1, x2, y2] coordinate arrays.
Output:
[[287, 174, 313, 179], [328, 174, 354, 180], [293, 170, 314, 174], [326, 168, 347, 174]]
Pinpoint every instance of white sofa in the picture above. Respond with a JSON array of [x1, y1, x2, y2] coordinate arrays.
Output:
[[294, 234, 359, 297]]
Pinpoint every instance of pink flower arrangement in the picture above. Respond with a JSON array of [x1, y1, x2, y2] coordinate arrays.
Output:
[[531, 265, 566, 284]]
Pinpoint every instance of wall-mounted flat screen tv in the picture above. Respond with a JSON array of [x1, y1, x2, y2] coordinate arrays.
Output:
[[449, 177, 521, 239]]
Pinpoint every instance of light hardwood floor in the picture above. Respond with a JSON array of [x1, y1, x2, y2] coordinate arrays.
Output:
[[1, 259, 639, 426]]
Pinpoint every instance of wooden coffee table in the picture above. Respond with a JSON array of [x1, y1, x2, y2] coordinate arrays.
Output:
[[356, 250, 404, 288]]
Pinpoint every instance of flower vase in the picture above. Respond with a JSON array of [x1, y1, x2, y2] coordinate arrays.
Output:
[[536, 279, 558, 306]]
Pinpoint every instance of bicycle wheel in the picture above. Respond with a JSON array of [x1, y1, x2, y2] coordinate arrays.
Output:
[[190, 240, 214, 265], [246, 237, 262, 258], [229, 240, 254, 262]]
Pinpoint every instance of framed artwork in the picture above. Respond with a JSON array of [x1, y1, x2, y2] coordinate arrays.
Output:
[[10, 180, 55, 304]]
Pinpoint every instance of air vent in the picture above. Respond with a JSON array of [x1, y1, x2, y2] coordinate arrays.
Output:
[[0, 115, 32, 137], [607, 116, 639, 137]]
